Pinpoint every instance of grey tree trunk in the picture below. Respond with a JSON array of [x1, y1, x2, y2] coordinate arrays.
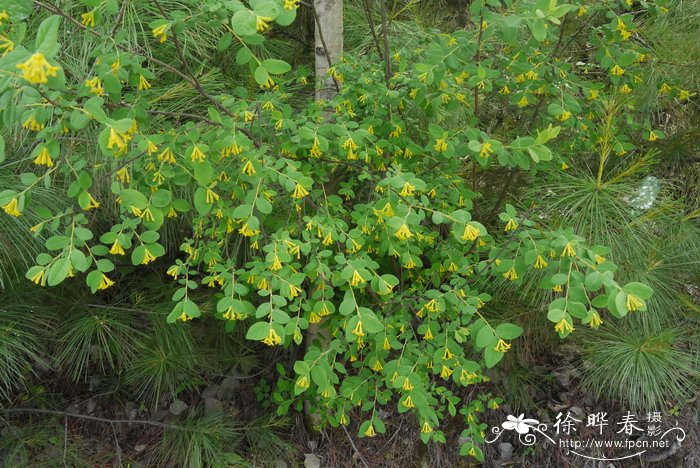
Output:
[[304, 0, 343, 431], [314, 0, 343, 101]]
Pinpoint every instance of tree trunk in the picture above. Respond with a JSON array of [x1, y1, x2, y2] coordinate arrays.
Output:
[[314, 0, 343, 101], [304, 0, 343, 431]]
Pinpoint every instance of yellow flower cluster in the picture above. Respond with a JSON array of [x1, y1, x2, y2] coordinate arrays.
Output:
[[16, 53, 60, 84]]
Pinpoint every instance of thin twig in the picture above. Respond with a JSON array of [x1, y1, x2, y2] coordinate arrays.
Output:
[[341, 425, 370, 468], [378, 0, 392, 85], [361, 0, 384, 59], [1, 408, 189, 431], [110, 422, 123, 466]]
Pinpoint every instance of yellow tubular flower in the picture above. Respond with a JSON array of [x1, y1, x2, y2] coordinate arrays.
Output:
[[255, 15, 272, 32], [144, 140, 158, 155], [610, 65, 624, 76], [562, 242, 576, 257], [288, 283, 302, 298], [402, 396, 415, 408], [371, 361, 383, 371], [594, 254, 606, 264], [309, 312, 321, 324], [364, 425, 376, 437], [350, 270, 365, 287], [138, 75, 151, 91], [262, 328, 282, 346], [421, 422, 433, 433], [107, 128, 127, 152], [461, 224, 480, 241], [205, 188, 219, 204], [400, 182, 416, 197], [190, 146, 206, 163], [517, 95, 529, 107], [116, 167, 130, 184], [97, 274, 115, 290], [16, 53, 60, 84], [242, 160, 256, 176], [494, 339, 511, 353], [434, 138, 448, 153], [534, 255, 548, 269], [504, 218, 518, 231], [85, 193, 100, 210], [394, 223, 413, 240], [81, 10, 95, 27], [109, 240, 125, 255], [423, 328, 434, 340], [503, 267, 518, 281], [554, 318, 574, 334], [33, 147, 54, 167], [177, 311, 192, 322], [30, 269, 45, 285], [626, 294, 644, 312], [351, 320, 364, 337], [292, 183, 309, 199], [166, 265, 180, 279], [440, 366, 453, 378], [589, 311, 603, 328], [479, 142, 493, 158], [141, 249, 157, 265], [0, 34, 15, 55], [158, 148, 176, 163], [222, 307, 235, 321], [152, 23, 169, 43]]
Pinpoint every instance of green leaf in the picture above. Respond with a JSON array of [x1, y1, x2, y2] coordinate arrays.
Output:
[[495, 323, 523, 340], [47, 257, 70, 286], [484, 347, 504, 368], [231, 10, 257, 36], [475, 326, 496, 349], [262, 59, 291, 75], [246, 321, 271, 340], [622, 282, 653, 300], [35, 15, 61, 57], [253, 65, 271, 87], [2, 0, 33, 21], [120, 189, 148, 209], [530, 18, 547, 42], [585, 271, 603, 291]]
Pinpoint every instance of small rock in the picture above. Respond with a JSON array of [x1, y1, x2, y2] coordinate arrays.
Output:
[[217, 376, 240, 400], [202, 384, 220, 400], [169, 399, 188, 416], [151, 409, 169, 421], [304, 453, 321, 468], [86, 399, 96, 414], [498, 442, 513, 460], [569, 406, 585, 419], [204, 397, 222, 415]]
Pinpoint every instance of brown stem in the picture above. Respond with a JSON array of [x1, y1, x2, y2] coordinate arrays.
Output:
[[1, 407, 189, 431], [361, 0, 384, 59], [378, 0, 391, 85]]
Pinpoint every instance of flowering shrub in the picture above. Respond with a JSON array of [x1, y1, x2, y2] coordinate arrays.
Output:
[[1, 0, 684, 459]]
